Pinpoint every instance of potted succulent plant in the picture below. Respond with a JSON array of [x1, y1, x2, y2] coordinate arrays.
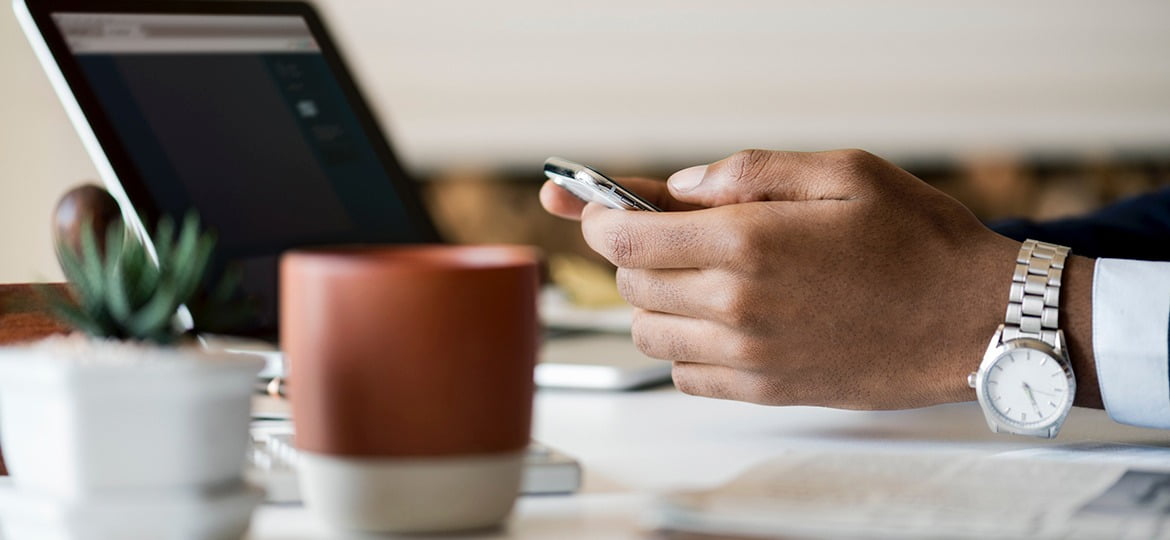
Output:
[[0, 212, 263, 539]]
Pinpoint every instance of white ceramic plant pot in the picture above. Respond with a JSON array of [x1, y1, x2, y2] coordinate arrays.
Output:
[[0, 477, 262, 540], [0, 339, 263, 497]]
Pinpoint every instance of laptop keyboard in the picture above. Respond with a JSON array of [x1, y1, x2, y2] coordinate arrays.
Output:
[[247, 423, 581, 503]]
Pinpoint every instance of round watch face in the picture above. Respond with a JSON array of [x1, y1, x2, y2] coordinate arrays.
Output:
[[984, 347, 1072, 428]]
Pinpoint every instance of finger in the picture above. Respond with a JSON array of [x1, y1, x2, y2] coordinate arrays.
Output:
[[540, 177, 700, 221], [616, 267, 736, 322], [631, 309, 721, 364], [670, 361, 790, 405], [539, 180, 586, 220], [610, 177, 703, 212], [666, 149, 878, 207], [580, 203, 746, 269], [631, 309, 764, 370]]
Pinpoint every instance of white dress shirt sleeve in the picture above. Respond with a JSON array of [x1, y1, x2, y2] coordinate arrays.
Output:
[[1092, 258, 1170, 429]]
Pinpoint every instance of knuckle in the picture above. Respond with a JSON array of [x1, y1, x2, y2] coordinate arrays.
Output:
[[615, 268, 638, 303], [630, 311, 670, 360], [631, 328, 655, 358], [604, 224, 640, 267], [737, 374, 769, 404], [727, 149, 772, 183], [714, 286, 758, 330], [630, 310, 654, 354], [832, 148, 879, 173], [633, 315, 692, 362], [722, 223, 769, 273], [671, 363, 729, 398], [671, 363, 703, 396], [725, 333, 764, 365], [744, 373, 792, 405], [721, 223, 750, 254]]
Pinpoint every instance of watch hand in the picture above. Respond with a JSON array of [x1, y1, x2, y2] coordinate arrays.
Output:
[[1022, 383, 1042, 415], [1029, 388, 1058, 398]]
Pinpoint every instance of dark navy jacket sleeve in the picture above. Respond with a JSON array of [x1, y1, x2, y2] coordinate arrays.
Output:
[[991, 187, 1170, 262]]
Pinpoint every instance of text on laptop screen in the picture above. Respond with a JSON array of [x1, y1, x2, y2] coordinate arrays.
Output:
[[51, 12, 423, 332]]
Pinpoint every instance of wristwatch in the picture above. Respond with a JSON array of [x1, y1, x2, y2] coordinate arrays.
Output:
[[968, 239, 1076, 438]]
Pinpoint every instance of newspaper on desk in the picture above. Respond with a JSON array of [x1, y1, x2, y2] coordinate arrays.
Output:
[[649, 447, 1170, 539]]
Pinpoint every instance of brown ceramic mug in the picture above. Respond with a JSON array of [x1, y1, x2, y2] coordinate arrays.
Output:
[[280, 245, 540, 533]]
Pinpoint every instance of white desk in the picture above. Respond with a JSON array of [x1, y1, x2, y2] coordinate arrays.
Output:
[[249, 385, 1170, 539]]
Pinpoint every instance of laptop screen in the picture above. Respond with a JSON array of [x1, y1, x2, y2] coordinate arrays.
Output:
[[46, 12, 434, 335]]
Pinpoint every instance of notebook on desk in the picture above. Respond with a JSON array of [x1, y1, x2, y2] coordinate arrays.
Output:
[[17, 0, 672, 391]]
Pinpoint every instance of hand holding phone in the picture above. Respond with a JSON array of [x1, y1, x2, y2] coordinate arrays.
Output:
[[543, 157, 661, 212]]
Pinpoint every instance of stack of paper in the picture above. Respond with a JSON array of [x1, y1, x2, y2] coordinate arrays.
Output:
[[650, 448, 1170, 539]]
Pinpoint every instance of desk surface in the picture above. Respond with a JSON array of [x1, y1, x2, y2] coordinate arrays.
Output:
[[249, 385, 1170, 539]]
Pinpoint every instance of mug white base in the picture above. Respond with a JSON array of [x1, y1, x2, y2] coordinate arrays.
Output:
[[298, 450, 524, 533]]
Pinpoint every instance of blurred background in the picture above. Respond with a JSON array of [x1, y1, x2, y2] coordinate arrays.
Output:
[[3, 0, 1170, 283]]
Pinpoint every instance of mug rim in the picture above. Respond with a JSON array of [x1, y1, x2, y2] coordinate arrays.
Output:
[[282, 244, 540, 272]]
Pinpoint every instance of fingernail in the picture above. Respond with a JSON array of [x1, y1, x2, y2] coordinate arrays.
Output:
[[668, 165, 707, 193]]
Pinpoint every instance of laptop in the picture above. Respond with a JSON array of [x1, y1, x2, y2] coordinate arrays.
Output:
[[15, 0, 671, 391]]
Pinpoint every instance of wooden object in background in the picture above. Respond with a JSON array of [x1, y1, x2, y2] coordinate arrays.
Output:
[[957, 155, 1036, 220], [420, 172, 604, 267], [0, 283, 71, 345], [0, 283, 73, 476]]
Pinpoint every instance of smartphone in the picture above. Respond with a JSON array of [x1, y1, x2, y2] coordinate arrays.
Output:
[[543, 157, 661, 212]]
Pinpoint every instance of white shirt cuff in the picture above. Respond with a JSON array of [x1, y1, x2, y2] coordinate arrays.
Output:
[[1092, 258, 1170, 429]]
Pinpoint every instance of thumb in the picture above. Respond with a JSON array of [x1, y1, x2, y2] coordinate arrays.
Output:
[[667, 149, 867, 207]]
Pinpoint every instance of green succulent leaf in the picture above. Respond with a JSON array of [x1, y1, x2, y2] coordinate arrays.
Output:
[[50, 210, 241, 345], [103, 225, 132, 324], [53, 300, 108, 338], [74, 225, 106, 313], [139, 278, 179, 322], [127, 238, 160, 309], [55, 242, 85, 293], [153, 216, 175, 266], [175, 233, 214, 304]]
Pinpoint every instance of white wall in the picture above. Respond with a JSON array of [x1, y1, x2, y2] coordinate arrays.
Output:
[[0, 2, 95, 283], [313, 0, 1170, 170], [3, 0, 1170, 282]]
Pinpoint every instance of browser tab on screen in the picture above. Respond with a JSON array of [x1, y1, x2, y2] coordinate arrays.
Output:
[[51, 13, 319, 53]]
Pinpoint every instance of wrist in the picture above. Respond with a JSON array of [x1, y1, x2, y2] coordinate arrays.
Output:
[[939, 234, 1020, 403], [950, 239, 1100, 409], [962, 239, 1090, 437], [1060, 254, 1100, 408]]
